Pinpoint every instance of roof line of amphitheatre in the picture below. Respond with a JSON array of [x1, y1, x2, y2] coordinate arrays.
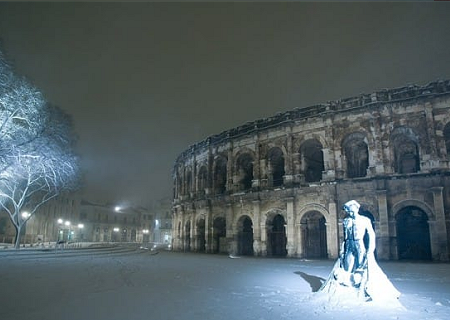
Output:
[[176, 79, 450, 162]]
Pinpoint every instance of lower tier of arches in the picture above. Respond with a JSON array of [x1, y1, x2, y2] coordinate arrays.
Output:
[[172, 175, 450, 261]]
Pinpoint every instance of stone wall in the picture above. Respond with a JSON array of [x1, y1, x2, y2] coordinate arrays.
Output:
[[172, 80, 450, 261]]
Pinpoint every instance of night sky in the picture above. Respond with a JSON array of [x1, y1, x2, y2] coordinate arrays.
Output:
[[0, 2, 449, 207]]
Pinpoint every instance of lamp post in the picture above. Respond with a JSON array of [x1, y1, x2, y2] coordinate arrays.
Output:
[[143, 229, 149, 243], [20, 211, 30, 245], [64, 220, 71, 241], [77, 224, 84, 242], [113, 227, 120, 242], [56, 219, 85, 250]]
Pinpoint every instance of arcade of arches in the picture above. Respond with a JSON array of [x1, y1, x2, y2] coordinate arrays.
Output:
[[172, 80, 450, 261]]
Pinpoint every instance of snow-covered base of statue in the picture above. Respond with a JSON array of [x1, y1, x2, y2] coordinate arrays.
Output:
[[311, 256, 404, 310]]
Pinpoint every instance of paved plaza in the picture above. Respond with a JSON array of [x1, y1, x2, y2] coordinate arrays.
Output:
[[0, 246, 449, 320]]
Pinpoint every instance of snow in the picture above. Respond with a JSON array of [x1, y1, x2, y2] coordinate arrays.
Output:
[[0, 246, 449, 320]]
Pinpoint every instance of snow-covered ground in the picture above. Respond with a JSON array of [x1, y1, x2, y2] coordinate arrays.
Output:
[[0, 246, 449, 320]]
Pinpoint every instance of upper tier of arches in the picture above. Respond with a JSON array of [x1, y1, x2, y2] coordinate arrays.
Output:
[[173, 80, 450, 200]]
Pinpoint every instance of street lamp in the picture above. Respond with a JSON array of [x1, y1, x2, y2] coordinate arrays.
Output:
[[143, 229, 149, 244], [77, 224, 84, 242]]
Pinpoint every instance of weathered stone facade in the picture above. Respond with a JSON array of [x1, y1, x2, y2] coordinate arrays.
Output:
[[172, 80, 450, 261]]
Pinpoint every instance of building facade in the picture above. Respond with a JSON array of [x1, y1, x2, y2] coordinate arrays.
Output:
[[0, 194, 172, 247], [172, 80, 450, 261]]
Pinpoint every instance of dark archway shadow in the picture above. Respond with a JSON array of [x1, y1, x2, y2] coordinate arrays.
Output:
[[294, 271, 325, 292]]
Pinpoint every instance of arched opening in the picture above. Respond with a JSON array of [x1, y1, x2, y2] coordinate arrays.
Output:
[[343, 134, 368, 178], [300, 139, 324, 182], [214, 156, 227, 194], [236, 153, 254, 190], [358, 207, 377, 258], [184, 220, 191, 252], [212, 217, 226, 254], [237, 216, 254, 256], [396, 206, 431, 260], [185, 169, 192, 195], [175, 169, 182, 198], [391, 128, 420, 174], [443, 122, 450, 155], [196, 218, 206, 252], [300, 211, 327, 259], [267, 214, 287, 257], [268, 147, 285, 187], [197, 166, 208, 194]]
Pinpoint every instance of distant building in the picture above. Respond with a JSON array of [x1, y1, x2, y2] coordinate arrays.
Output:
[[0, 194, 172, 246], [151, 198, 173, 245], [172, 80, 450, 261]]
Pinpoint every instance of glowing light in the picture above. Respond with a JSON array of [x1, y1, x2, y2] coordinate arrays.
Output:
[[21, 211, 30, 219], [57, 218, 63, 224], [78, 224, 84, 229], [114, 206, 121, 212], [64, 221, 71, 226], [113, 227, 120, 232], [143, 229, 149, 234]]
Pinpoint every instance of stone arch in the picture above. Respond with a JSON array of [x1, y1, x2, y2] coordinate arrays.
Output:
[[297, 204, 332, 258], [390, 127, 420, 174], [236, 215, 254, 256], [392, 199, 435, 222], [342, 132, 369, 178], [392, 199, 434, 260], [185, 166, 193, 195], [266, 211, 287, 257], [444, 122, 450, 156], [294, 133, 329, 152], [299, 139, 324, 183], [395, 206, 432, 260], [196, 217, 206, 252], [267, 147, 285, 187], [175, 167, 183, 198], [197, 165, 208, 193], [213, 155, 227, 194], [235, 151, 255, 191], [212, 216, 226, 254], [300, 211, 328, 258]]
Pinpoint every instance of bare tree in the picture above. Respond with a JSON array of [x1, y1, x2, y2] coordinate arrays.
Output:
[[0, 48, 80, 248], [0, 49, 47, 174]]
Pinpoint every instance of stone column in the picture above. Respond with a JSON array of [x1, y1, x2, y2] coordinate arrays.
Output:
[[189, 212, 194, 252], [425, 103, 438, 158], [204, 203, 211, 253], [284, 132, 294, 187], [179, 207, 185, 251], [327, 202, 339, 259], [286, 197, 296, 257], [227, 146, 234, 193], [321, 147, 335, 180], [376, 189, 390, 260], [260, 211, 267, 256], [252, 135, 261, 190], [226, 203, 235, 255], [431, 187, 449, 260], [252, 200, 261, 256]]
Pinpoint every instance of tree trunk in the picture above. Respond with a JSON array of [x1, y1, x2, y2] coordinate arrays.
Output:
[[14, 225, 22, 249]]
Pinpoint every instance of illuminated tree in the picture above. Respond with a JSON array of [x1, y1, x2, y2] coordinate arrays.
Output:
[[0, 48, 80, 248]]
